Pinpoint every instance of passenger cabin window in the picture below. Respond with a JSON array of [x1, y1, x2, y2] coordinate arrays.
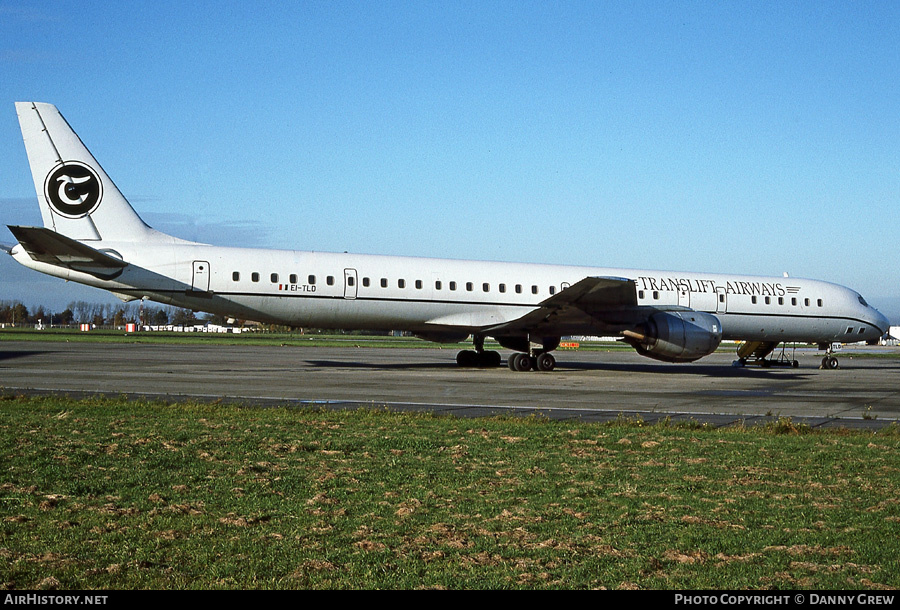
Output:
[[466, 282, 473, 292], [270, 273, 279, 283], [751, 296, 757, 304], [450, 281, 457, 291], [499, 284, 506, 293], [232, 272, 240, 282], [289, 274, 297, 284], [515, 284, 522, 294], [347, 276, 354, 286], [252, 272, 260, 283], [817, 299, 823, 307], [398, 279, 406, 289], [531, 285, 538, 295], [363, 277, 370, 287], [308, 275, 316, 285], [381, 278, 388, 288], [549, 286, 556, 295], [327, 276, 334, 286], [482, 283, 489, 292], [415, 280, 422, 289], [435, 281, 442, 290]]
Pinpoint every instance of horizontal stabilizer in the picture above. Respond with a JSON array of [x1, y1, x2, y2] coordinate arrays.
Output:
[[8, 225, 127, 275]]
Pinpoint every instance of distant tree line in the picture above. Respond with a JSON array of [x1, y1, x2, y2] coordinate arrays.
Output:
[[1, 300, 398, 334], [0, 300, 199, 328]]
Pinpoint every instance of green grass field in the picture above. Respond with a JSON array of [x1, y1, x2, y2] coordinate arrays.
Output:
[[1, 393, 898, 590]]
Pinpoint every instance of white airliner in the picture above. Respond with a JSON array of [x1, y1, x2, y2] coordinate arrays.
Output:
[[6, 102, 890, 371]]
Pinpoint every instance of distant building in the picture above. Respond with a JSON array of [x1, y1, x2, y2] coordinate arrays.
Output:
[[884, 326, 900, 346]]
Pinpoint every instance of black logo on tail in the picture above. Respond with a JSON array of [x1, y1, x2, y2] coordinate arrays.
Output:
[[44, 162, 103, 218]]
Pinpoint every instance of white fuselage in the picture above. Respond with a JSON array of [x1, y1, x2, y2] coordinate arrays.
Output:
[[12, 238, 889, 345]]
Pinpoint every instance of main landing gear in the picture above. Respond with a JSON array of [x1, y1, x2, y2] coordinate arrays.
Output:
[[504, 336, 560, 372], [455, 334, 502, 368], [507, 351, 556, 372], [456, 349, 502, 367], [455, 335, 559, 372]]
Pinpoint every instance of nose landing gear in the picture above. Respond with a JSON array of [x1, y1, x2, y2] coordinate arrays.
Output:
[[818, 343, 840, 369], [820, 355, 840, 369]]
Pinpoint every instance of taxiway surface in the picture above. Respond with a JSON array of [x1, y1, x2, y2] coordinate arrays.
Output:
[[2, 341, 899, 429]]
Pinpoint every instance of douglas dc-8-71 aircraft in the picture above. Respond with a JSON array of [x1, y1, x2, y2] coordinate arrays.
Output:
[[5, 102, 890, 371]]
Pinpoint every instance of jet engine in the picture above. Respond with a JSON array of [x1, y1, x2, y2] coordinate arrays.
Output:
[[622, 311, 723, 363]]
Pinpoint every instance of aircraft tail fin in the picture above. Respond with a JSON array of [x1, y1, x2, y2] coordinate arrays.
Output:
[[15, 102, 155, 243]]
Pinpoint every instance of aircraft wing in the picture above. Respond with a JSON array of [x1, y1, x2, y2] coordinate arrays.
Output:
[[540, 275, 638, 310], [482, 275, 651, 337], [7, 225, 127, 276]]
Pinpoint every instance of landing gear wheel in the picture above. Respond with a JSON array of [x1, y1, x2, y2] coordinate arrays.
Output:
[[535, 352, 556, 372], [457, 350, 478, 367], [483, 350, 502, 367], [508, 353, 532, 372], [821, 356, 839, 369], [458, 350, 502, 367], [518, 353, 533, 371]]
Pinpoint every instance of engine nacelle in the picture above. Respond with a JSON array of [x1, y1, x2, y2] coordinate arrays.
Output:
[[624, 311, 723, 363]]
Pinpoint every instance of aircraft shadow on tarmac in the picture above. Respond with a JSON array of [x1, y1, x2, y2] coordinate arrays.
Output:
[[303, 357, 815, 379], [305, 359, 457, 371], [561, 360, 814, 379], [0, 350, 52, 362]]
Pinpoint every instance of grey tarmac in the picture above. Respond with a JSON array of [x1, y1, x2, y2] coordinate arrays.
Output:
[[1, 341, 899, 429]]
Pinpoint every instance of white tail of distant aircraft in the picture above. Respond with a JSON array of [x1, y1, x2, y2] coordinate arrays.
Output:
[[7, 102, 890, 370]]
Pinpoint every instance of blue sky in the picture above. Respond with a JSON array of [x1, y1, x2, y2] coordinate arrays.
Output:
[[2, 1, 899, 319]]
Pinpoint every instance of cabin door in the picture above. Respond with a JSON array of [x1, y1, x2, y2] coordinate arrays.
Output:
[[716, 286, 727, 313], [191, 260, 210, 292], [343, 268, 358, 300]]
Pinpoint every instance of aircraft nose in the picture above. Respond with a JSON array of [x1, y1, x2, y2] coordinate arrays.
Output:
[[874, 309, 891, 335]]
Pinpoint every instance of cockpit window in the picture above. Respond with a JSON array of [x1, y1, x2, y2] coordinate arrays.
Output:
[[858, 295, 868, 307]]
